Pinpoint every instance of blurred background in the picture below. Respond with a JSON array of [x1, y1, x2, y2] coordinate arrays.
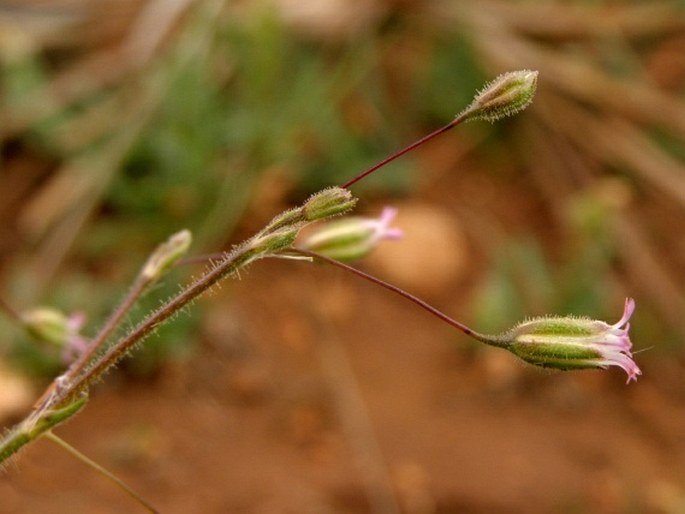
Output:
[[1, 0, 685, 512]]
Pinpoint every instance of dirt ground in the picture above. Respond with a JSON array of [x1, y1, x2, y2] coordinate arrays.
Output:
[[2, 261, 685, 514]]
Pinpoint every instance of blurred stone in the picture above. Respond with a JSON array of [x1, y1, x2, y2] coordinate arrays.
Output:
[[366, 203, 468, 295], [646, 478, 685, 513], [228, 361, 271, 403], [0, 364, 34, 422], [393, 461, 436, 514], [314, 280, 357, 323], [481, 346, 523, 392], [202, 302, 248, 356]]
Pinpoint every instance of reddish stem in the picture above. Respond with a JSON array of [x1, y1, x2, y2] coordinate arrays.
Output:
[[294, 249, 504, 347], [340, 113, 468, 189]]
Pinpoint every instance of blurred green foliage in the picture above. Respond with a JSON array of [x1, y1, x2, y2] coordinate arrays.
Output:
[[0, 6, 428, 376], [2, 1, 684, 378]]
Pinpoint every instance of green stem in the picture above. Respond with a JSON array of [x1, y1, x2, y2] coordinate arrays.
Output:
[[0, 428, 30, 464], [1, 396, 87, 464], [44, 431, 159, 514]]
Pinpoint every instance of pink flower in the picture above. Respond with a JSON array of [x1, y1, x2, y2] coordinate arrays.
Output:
[[505, 298, 641, 383], [62, 312, 89, 363], [21, 307, 90, 364], [361, 207, 403, 244], [300, 207, 403, 262], [581, 298, 641, 383]]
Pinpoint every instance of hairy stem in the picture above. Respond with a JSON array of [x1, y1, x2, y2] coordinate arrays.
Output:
[[53, 243, 259, 407], [65, 275, 150, 382]]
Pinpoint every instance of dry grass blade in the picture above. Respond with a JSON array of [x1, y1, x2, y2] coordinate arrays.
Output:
[[536, 92, 685, 211], [514, 117, 587, 223], [304, 280, 402, 514], [465, 0, 685, 40], [0, 0, 191, 139], [435, 1, 685, 140], [7, 0, 226, 301], [17, 112, 149, 301], [613, 214, 685, 337], [518, 112, 685, 337]]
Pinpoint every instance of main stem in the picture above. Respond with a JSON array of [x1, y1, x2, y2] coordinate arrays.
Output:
[[340, 113, 468, 189], [65, 276, 149, 382]]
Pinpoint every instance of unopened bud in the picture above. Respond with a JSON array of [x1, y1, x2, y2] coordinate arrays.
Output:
[[260, 207, 307, 235], [21, 308, 71, 348], [142, 229, 192, 281], [501, 298, 641, 383], [303, 187, 357, 221], [250, 225, 300, 256], [300, 207, 402, 262], [460, 70, 538, 123]]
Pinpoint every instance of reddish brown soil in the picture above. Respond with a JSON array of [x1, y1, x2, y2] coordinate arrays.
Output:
[[2, 254, 685, 513]]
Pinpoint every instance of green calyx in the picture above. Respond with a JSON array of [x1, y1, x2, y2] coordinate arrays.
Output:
[[250, 226, 301, 255], [461, 70, 538, 123], [21, 308, 71, 348], [508, 340, 602, 371], [252, 188, 360, 259], [510, 316, 597, 338], [301, 217, 375, 262], [142, 229, 192, 281], [303, 187, 358, 221]]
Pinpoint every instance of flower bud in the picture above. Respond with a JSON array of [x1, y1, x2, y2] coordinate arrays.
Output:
[[260, 207, 307, 235], [21, 308, 88, 360], [142, 229, 192, 281], [300, 207, 402, 262], [21, 308, 73, 348], [303, 187, 358, 221], [250, 225, 301, 255], [460, 70, 538, 123], [502, 298, 641, 383]]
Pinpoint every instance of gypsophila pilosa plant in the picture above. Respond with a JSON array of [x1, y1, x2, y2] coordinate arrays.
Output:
[[0, 70, 641, 512]]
